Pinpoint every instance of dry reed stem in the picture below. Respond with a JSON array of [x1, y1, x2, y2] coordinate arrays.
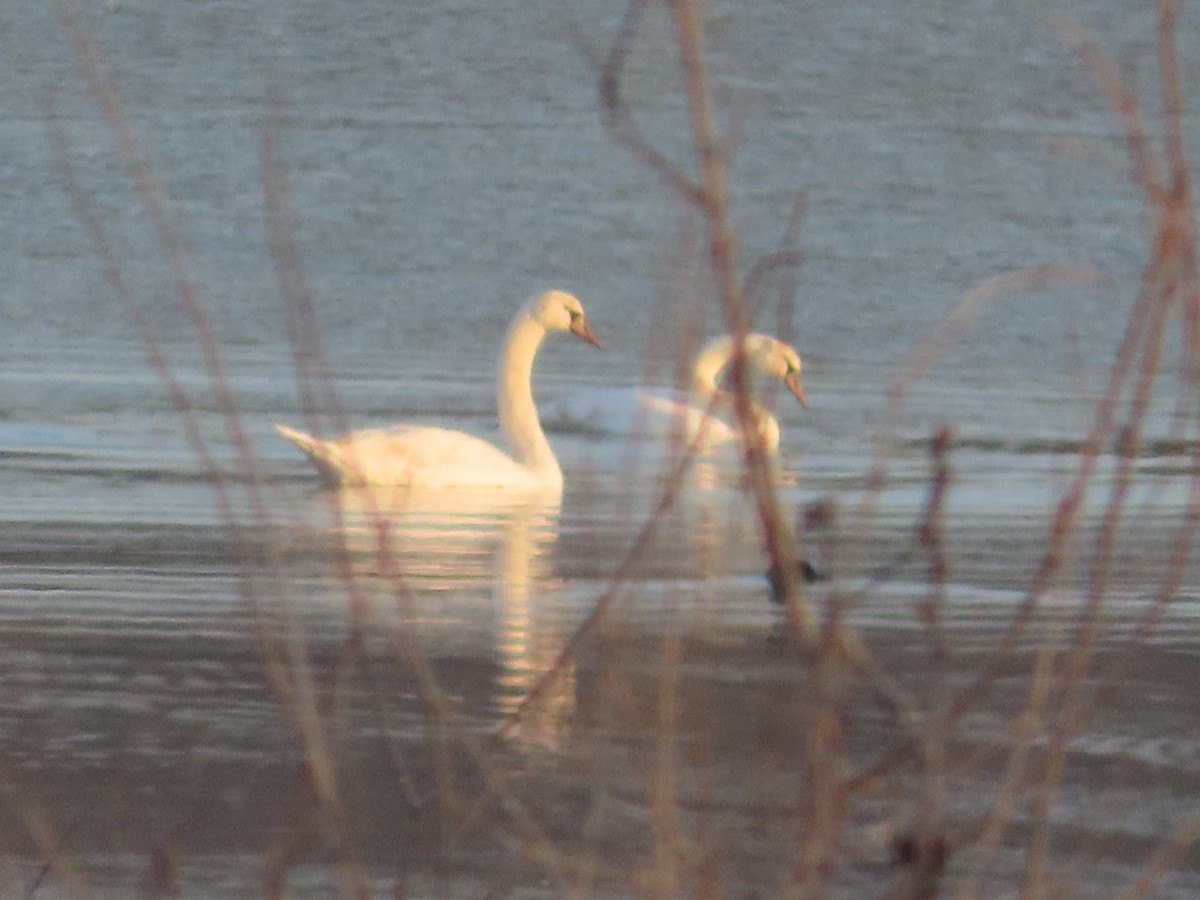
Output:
[[742, 196, 807, 327], [956, 642, 1058, 880], [665, 0, 892, 893], [260, 42, 757, 900], [598, 0, 819, 647], [494, 387, 731, 742], [55, 10, 577, 894], [664, 0, 817, 646], [650, 630, 685, 900], [14, 799, 85, 900], [496, 0, 825, 753], [258, 102, 588, 897], [1119, 807, 1200, 900], [597, 2, 940, 891], [258, 122, 347, 442], [843, 266, 1105, 808], [843, 3, 1200, 892], [257, 126, 430, 852], [918, 428, 952, 671], [258, 123, 453, 817], [46, 0, 1200, 894], [847, 260, 1160, 802], [866, 263, 1106, 518], [1023, 6, 1200, 893], [889, 428, 953, 900], [52, 3, 378, 894], [599, 0, 705, 208]]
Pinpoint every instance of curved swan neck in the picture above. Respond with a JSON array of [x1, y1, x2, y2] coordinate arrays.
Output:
[[690, 336, 774, 437], [498, 310, 561, 482], [690, 336, 738, 396]]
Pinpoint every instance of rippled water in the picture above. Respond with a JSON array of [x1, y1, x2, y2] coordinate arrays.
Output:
[[3, 0, 1200, 897]]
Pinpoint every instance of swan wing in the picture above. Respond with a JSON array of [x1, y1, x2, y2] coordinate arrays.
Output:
[[544, 387, 743, 446], [355, 426, 534, 487], [543, 387, 648, 434], [277, 424, 542, 488], [627, 389, 734, 445]]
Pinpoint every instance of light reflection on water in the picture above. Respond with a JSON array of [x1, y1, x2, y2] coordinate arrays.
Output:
[[4, 432, 1200, 896], [3, 0, 1200, 893], [333, 483, 576, 746]]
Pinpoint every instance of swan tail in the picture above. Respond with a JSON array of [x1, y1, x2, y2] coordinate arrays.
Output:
[[274, 424, 347, 485]]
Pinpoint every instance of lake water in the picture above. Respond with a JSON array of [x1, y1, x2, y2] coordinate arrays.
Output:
[[3, 0, 1200, 897]]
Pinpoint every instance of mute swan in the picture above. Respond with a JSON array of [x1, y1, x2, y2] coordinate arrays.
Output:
[[275, 290, 601, 489], [543, 334, 807, 450]]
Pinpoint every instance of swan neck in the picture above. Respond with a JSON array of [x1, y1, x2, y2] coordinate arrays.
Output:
[[498, 311, 560, 482], [691, 336, 737, 397], [690, 336, 771, 434]]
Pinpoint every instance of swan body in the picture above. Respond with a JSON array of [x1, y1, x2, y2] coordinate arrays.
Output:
[[543, 334, 807, 450], [276, 290, 601, 490]]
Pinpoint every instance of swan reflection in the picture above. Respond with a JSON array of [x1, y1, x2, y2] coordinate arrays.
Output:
[[332, 483, 576, 748]]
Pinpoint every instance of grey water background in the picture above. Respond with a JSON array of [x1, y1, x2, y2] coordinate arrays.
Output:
[[3, 0, 1200, 896]]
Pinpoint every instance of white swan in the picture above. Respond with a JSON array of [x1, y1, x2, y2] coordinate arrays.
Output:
[[543, 333, 807, 450], [275, 290, 601, 489]]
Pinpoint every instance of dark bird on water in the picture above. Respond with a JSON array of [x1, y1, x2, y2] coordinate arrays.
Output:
[[767, 558, 823, 605]]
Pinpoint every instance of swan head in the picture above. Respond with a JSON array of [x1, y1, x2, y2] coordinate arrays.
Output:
[[746, 335, 808, 408], [527, 290, 603, 348]]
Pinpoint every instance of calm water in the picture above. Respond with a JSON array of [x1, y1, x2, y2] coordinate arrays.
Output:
[[3, 0, 1200, 897]]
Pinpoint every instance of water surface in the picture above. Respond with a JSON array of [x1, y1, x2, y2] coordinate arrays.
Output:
[[3, 0, 1200, 896]]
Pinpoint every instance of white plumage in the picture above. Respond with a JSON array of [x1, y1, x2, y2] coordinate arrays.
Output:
[[275, 290, 601, 490], [543, 334, 807, 450]]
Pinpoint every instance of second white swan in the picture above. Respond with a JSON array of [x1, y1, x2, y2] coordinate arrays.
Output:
[[542, 333, 807, 450], [275, 290, 601, 490]]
